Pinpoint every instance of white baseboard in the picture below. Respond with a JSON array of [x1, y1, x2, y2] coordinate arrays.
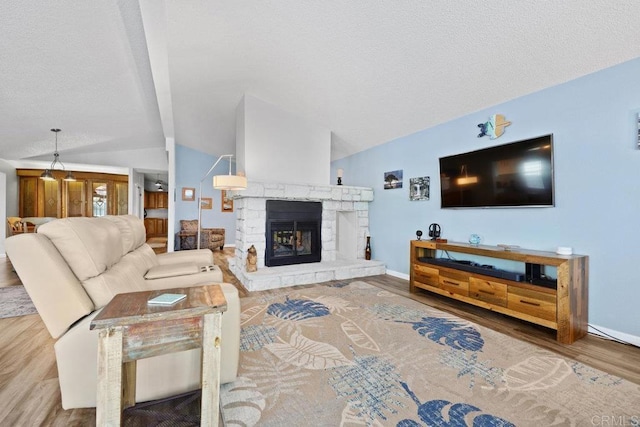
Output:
[[386, 269, 409, 281], [588, 324, 640, 347]]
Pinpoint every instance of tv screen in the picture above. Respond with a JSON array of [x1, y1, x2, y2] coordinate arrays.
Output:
[[439, 135, 554, 208]]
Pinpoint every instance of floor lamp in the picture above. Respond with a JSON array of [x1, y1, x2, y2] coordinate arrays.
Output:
[[197, 154, 247, 249]]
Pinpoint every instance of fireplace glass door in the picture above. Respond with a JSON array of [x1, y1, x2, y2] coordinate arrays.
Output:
[[265, 200, 322, 267], [267, 220, 320, 266]]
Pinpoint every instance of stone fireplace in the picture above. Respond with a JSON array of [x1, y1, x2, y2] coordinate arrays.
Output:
[[265, 200, 322, 267], [229, 181, 385, 291]]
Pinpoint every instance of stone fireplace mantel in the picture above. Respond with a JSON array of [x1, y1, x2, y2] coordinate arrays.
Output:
[[228, 181, 385, 291]]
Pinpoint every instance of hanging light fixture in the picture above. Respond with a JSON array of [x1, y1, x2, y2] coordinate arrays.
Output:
[[40, 129, 76, 181]]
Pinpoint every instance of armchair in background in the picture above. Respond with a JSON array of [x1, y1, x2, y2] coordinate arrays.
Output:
[[7, 217, 24, 235], [179, 219, 225, 251]]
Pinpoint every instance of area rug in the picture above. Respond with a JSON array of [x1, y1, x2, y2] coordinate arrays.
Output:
[[220, 281, 640, 426], [0, 286, 37, 319]]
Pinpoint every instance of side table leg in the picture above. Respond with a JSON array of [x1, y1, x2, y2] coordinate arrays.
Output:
[[201, 312, 222, 427], [97, 328, 126, 426], [122, 360, 137, 409]]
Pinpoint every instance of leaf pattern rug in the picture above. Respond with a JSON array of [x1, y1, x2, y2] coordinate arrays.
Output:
[[220, 281, 640, 426]]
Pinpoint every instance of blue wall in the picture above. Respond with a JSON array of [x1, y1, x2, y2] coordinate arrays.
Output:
[[332, 57, 640, 337], [175, 144, 236, 246]]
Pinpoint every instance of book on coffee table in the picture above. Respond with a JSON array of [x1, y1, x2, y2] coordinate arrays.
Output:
[[148, 293, 187, 305]]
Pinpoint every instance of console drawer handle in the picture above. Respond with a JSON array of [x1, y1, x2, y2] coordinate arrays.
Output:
[[479, 290, 495, 295], [519, 299, 540, 307], [443, 280, 459, 287]]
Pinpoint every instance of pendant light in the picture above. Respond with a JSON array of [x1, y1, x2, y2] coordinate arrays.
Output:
[[40, 129, 76, 182]]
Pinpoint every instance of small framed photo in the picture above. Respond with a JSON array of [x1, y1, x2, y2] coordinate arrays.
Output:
[[409, 177, 430, 201], [182, 187, 195, 201], [221, 190, 234, 212], [384, 170, 403, 189], [200, 197, 213, 210]]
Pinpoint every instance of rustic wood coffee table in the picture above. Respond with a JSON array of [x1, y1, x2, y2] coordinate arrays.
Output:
[[90, 285, 227, 426]]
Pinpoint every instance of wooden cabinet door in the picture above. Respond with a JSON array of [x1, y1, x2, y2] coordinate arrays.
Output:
[[64, 180, 87, 217], [144, 191, 168, 209], [113, 182, 128, 215], [144, 192, 156, 209], [157, 192, 169, 208], [144, 218, 157, 236], [19, 177, 39, 217], [41, 179, 61, 217]]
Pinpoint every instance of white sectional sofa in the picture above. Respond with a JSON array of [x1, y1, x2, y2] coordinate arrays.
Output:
[[6, 215, 239, 409]]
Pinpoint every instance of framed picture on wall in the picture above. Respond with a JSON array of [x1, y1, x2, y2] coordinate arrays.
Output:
[[182, 187, 195, 201], [200, 197, 213, 210], [409, 176, 430, 201], [384, 170, 403, 189], [221, 190, 234, 212]]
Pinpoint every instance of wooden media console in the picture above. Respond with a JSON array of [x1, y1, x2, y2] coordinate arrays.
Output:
[[410, 240, 588, 344]]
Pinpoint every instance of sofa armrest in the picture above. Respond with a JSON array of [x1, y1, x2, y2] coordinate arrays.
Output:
[[145, 263, 199, 279], [156, 249, 214, 265], [6, 234, 95, 339]]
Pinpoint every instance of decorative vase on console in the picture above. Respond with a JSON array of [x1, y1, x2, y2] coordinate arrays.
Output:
[[365, 236, 372, 260]]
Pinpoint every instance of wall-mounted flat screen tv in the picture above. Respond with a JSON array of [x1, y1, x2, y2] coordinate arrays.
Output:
[[439, 134, 554, 208]]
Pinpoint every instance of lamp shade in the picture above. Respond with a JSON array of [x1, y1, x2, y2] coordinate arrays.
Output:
[[40, 169, 55, 181], [213, 174, 247, 190]]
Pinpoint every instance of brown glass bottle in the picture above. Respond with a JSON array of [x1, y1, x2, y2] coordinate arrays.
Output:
[[365, 236, 371, 260]]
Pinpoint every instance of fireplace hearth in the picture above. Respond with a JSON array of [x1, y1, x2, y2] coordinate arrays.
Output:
[[265, 200, 321, 266]]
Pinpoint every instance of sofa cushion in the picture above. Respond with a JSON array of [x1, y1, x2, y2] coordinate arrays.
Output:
[[38, 217, 123, 282], [82, 258, 147, 307], [145, 263, 199, 280], [123, 244, 160, 275], [103, 215, 146, 255]]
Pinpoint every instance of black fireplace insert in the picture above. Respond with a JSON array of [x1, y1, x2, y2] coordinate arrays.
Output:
[[265, 200, 322, 267]]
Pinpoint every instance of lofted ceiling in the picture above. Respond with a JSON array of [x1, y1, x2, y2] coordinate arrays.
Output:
[[1, 1, 639, 165]]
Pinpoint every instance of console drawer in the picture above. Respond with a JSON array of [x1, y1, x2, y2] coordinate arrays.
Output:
[[469, 277, 507, 307], [439, 270, 469, 296], [413, 264, 439, 288], [508, 286, 556, 321]]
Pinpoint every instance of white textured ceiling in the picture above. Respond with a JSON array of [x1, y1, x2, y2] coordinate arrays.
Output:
[[2, 1, 640, 164]]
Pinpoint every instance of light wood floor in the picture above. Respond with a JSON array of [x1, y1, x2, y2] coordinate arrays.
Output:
[[1, 251, 639, 425]]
